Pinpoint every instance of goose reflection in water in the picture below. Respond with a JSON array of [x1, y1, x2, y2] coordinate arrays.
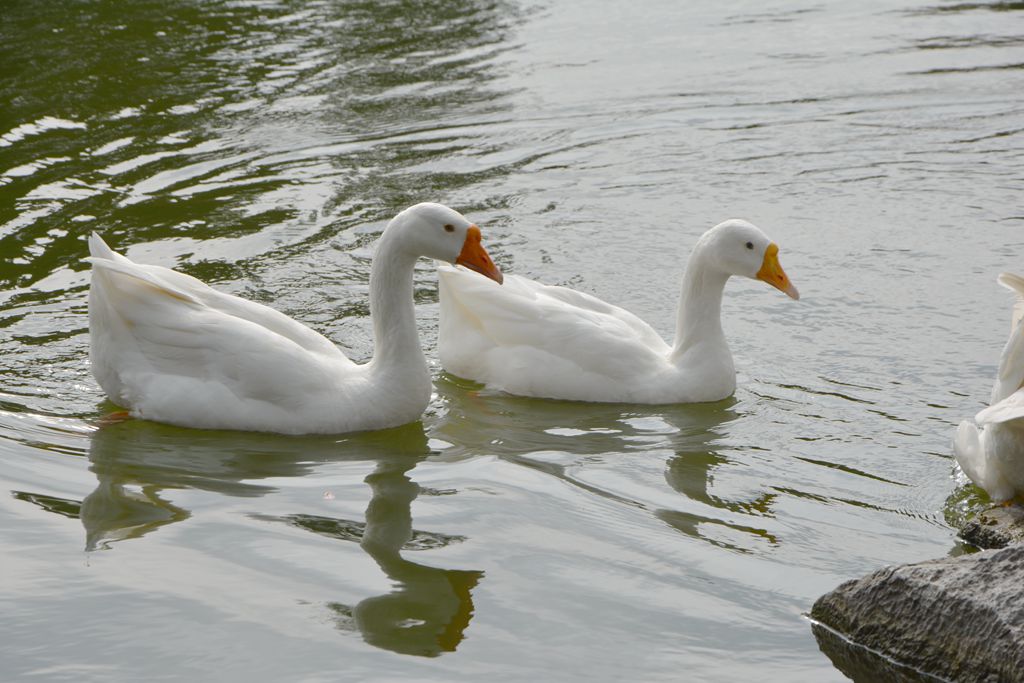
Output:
[[272, 457, 482, 657], [80, 419, 336, 551], [355, 458, 482, 656], [433, 374, 780, 553], [67, 419, 482, 656]]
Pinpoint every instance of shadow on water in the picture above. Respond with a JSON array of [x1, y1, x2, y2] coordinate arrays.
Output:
[[660, 448, 780, 552], [908, 1, 1024, 13], [812, 623, 946, 683], [433, 374, 780, 553], [77, 418, 381, 551], [941, 470, 987, 556], [301, 458, 482, 657], [14, 417, 482, 657]]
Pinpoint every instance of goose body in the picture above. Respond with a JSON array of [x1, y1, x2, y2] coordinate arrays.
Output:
[[954, 272, 1024, 503], [87, 203, 502, 434], [438, 219, 798, 403]]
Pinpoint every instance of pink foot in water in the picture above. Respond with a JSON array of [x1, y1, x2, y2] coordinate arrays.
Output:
[[96, 410, 132, 427]]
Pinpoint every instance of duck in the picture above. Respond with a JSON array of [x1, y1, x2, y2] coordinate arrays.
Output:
[[437, 219, 798, 403], [953, 272, 1024, 503], [86, 203, 502, 435]]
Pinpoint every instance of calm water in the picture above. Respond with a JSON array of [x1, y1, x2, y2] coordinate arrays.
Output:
[[2, 0, 1022, 680]]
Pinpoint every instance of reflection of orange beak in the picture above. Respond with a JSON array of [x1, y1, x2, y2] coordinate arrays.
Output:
[[756, 243, 799, 300], [456, 225, 503, 284]]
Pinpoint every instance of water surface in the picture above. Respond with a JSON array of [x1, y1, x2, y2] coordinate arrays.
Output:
[[2, 0, 1023, 680]]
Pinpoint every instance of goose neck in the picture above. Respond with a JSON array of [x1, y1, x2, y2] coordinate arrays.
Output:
[[671, 251, 729, 360], [368, 232, 426, 374]]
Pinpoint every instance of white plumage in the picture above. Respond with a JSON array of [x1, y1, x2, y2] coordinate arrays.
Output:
[[438, 219, 798, 403], [954, 272, 1024, 503], [87, 203, 502, 434]]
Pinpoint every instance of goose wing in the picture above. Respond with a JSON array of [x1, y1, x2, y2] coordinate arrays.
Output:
[[87, 235, 353, 417], [438, 265, 670, 381]]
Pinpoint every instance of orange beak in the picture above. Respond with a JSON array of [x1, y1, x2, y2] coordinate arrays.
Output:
[[456, 225, 503, 284], [756, 243, 799, 300]]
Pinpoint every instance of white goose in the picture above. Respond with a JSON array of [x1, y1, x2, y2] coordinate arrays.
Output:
[[954, 273, 1024, 503], [438, 219, 798, 403], [87, 203, 502, 434]]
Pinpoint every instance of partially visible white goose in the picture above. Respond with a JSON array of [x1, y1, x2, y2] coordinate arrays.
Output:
[[87, 203, 502, 435], [954, 273, 1024, 503], [438, 219, 798, 403]]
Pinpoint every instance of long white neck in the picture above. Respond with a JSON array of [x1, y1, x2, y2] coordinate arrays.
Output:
[[670, 245, 730, 361], [367, 229, 427, 376]]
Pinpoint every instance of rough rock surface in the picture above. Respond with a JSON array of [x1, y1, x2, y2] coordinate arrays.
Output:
[[812, 545, 1024, 683], [812, 622, 948, 683], [961, 504, 1024, 549]]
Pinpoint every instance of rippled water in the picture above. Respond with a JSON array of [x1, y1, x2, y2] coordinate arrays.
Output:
[[2, 0, 1022, 680]]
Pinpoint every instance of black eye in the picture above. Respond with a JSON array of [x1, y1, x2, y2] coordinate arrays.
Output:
[[444, 224, 455, 232], [745, 241, 753, 249]]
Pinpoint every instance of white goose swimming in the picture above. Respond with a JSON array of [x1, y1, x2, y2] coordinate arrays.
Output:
[[87, 203, 502, 434], [438, 219, 798, 403], [954, 273, 1024, 503]]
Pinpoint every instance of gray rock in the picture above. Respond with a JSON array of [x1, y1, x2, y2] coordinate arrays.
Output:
[[812, 622, 947, 682], [961, 504, 1024, 549], [811, 545, 1024, 683]]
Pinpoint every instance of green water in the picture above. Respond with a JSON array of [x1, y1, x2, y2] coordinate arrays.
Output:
[[2, 0, 1022, 680]]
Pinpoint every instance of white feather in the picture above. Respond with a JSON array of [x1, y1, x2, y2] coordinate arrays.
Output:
[[438, 219, 798, 403], [954, 271, 1024, 503], [86, 203, 496, 434]]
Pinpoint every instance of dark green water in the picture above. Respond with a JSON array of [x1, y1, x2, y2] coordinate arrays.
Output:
[[2, 0, 1022, 680]]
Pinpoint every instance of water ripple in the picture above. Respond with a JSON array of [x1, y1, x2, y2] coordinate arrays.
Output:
[[1, 0, 1021, 678]]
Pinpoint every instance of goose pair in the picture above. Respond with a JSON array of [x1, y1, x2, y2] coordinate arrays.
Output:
[[87, 203, 799, 435]]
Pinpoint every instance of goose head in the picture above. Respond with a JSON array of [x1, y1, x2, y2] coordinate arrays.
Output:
[[391, 202, 503, 284], [700, 219, 799, 300]]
